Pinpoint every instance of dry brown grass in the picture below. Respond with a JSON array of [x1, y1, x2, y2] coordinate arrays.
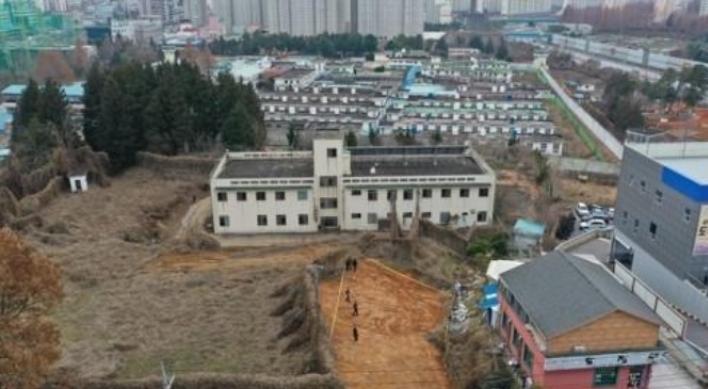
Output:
[[21, 168, 322, 380]]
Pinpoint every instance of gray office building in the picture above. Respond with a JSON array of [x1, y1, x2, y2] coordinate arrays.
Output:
[[612, 141, 708, 323]]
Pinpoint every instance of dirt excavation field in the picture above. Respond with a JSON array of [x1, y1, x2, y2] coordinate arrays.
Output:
[[21, 167, 358, 380], [320, 259, 451, 389]]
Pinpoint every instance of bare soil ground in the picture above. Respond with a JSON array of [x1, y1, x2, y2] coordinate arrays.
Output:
[[23, 168, 348, 380], [320, 259, 451, 389]]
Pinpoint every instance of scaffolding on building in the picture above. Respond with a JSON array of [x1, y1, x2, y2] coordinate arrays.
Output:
[[0, 0, 79, 73]]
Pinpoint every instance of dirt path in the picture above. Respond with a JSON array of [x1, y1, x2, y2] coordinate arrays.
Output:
[[174, 196, 211, 241], [320, 259, 451, 389]]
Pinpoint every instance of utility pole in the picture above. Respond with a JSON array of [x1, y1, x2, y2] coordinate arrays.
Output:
[[161, 362, 175, 389]]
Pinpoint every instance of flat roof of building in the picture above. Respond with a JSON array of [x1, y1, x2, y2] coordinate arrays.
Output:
[[658, 158, 708, 185], [351, 156, 483, 177], [278, 68, 316, 80], [218, 158, 314, 179], [628, 142, 708, 186]]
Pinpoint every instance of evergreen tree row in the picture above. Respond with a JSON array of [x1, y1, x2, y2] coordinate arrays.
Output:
[[82, 61, 265, 172], [11, 79, 72, 172], [209, 32, 379, 58]]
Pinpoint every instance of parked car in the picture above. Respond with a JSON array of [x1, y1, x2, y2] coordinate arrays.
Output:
[[575, 202, 590, 220], [579, 218, 607, 231]]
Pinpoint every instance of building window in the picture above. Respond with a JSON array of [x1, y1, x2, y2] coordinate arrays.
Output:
[[298, 214, 308, 225], [217, 192, 227, 202], [622, 211, 628, 225], [327, 148, 337, 157], [440, 212, 451, 224], [479, 188, 489, 197], [441, 189, 451, 198], [649, 222, 657, 239], [368, 190, 378, 201], [403, 189, 414, 200], [257, 215, 268, 226], [403, 212, 413, 219], [256, 192, 266, 201], [593, 367, 618, 386], [422, 189, 432, 198], [685, 208, 692, 222], [634, 219, 639, 234], [640, 180, 646, 193], [367, 213, 378, 224], [320, 176, 337, 187], [387, 190, 397, 201], [320, 198, 338, 209], [522, 344, 534, 369], [422, 212, 432, 219], [655, 190, 663, 204], [629, 174, 635, 186], [352, 189, 362, 196], [277, 215, 287, 226], [460, 188, 470, 198], [218, 215, 229, 227], [297, 190, 308, 201], [477, 211, 488, 223], [275, 191, 286, 201], [352, 213, 362, 219], [237, 192, 247, 201]]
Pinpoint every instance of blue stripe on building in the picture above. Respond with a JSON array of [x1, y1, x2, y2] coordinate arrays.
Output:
[[661, 167, 708, 203]]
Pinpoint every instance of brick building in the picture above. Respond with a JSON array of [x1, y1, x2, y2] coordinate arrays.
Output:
[[498, 252, 663, 389]]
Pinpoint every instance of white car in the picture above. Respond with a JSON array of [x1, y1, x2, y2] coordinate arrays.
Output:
[[575, 202, 590, 219], [579, 219, 607, 231]]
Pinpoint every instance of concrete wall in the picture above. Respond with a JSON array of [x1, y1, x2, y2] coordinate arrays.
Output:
[[548, 311, 659, 355], [551, 34, 705, 72], [540, 66, 624, 159], [614, 147, 704, 279], [614, 230, 708, 324]]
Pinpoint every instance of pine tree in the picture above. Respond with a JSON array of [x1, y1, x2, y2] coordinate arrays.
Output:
[[484, 38, 495, 54], [221, 103, 255, 150], [98, 76, 139, 172], [14, 78, 40, 129], [345, 130, 358, 147], [37, 79, 69, 144], [286, 123, 299, 149], [83, 63, 105, 151]]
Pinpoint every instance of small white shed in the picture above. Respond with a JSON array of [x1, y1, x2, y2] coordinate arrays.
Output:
[[68, 173, 88, 193]]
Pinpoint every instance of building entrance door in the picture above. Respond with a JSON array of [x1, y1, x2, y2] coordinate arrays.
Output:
[[320, 217, 338, 229]]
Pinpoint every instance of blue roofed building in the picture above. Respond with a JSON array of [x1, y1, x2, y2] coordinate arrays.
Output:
[[513, 218, 546, 251], [611, 141, 708, 326], [1, 82, 85, 111]]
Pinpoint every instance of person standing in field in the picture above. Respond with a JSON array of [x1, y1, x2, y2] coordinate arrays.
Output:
[[352, 257, 358, 273], [352, 300, 359, 316], [345, 288, 351, 303], [353, 324, 359, 342]]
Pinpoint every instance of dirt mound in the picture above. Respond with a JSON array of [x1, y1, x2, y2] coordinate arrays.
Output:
[[427, 316, 496, 389], [271, 263, 339, 376]]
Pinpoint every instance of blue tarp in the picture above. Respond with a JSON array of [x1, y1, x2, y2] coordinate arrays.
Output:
[[480, 282, 499, 309], [513, 218, 546, 238]]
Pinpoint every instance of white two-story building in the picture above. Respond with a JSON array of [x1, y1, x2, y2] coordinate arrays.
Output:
[[210, 139, 496, 234]]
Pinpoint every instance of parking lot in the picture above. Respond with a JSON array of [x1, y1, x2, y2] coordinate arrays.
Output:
[[572, 202, 614, 236]]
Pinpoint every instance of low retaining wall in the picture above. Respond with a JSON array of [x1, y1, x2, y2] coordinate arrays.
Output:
[[418, 220, 468, 256], [136, 152, 218, 178], [56, 373, 342, 389]]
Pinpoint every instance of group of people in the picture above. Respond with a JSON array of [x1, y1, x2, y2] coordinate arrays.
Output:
[[343, 256, 360, 342]]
